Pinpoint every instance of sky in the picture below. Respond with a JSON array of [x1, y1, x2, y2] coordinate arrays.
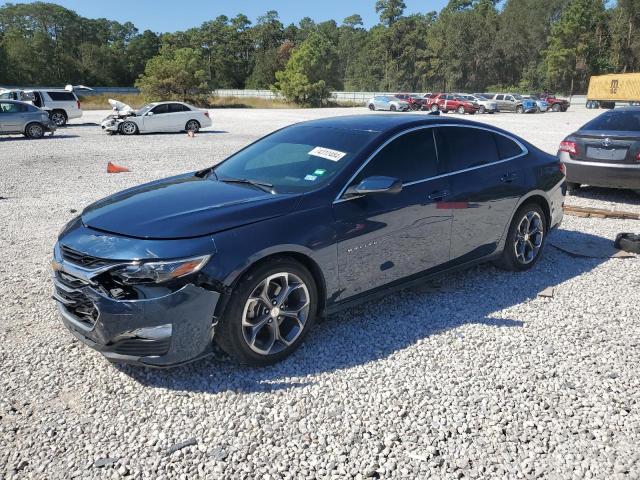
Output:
[[7, 0, 450, 32]]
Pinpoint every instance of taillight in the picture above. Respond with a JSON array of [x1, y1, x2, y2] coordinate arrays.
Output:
[[636, 152, 640, 162], [77, 100, 81, 110], [559, 140, 577, 156], [204, 112, 210, 119], [559, 161, 566, 175]]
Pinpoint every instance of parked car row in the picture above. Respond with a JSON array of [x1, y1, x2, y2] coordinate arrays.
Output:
[[0, 87, 83, 126], [367, 92, 570, 115]]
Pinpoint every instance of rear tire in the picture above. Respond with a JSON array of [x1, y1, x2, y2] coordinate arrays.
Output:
[[494, 203, 547, 272], [552, 103, 561, 112], [479, 106, 486, 114], [185, 120, 200, 133], [516, 106, 524, 114], [390, 105, 397, 111], [50, 110, 67, 127], [368, 104, 375, 111], [215, 257, 318, 366], [430, 104, 439, 112], [24, 122, 45, 139]]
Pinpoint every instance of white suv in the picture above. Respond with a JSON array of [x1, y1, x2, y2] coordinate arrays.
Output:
[[0, 88, 83, 126]]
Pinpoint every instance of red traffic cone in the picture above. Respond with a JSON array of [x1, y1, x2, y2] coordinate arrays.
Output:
[[107, 162, 131, 173]]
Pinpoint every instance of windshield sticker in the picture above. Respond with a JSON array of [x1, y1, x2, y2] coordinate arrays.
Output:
[[308, 147, 347, 162], [313, 169, 326, 176], [304, 174, 318, 181]]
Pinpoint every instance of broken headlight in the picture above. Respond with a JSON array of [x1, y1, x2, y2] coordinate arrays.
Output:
[[110, 255, 211, 285]]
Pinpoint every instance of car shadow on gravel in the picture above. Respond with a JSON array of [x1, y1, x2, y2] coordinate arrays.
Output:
[[0, 134, 79, 142], [120, 229, 611, 394], [569, 186, 640, 205]]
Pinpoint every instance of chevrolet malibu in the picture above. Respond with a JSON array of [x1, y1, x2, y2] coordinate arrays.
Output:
[[53, 115, 565, 367]]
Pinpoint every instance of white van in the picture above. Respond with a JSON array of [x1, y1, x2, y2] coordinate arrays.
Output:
[[0, 88, 83, 126]]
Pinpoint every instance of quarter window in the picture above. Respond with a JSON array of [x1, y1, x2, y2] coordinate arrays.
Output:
[[47, 91, 76, 101], [495, 94, 504, 101], [494, 134, 524, 159], [353, 129, 438, 184], [435, 127, 500, 173]]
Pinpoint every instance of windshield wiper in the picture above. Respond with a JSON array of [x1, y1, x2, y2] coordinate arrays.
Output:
[[219, 177, 275, 194]]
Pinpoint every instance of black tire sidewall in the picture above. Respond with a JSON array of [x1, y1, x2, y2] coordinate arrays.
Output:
[[25, 123, 44, 139], [186, 120, 200, 132], [498, 203, 547, 271], [120, 121, 137, 135], [216, 258, 318, 366]]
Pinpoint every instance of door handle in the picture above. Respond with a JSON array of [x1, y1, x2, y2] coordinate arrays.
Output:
[[500, 173, 519, 183], [428, 190, 450, 201]]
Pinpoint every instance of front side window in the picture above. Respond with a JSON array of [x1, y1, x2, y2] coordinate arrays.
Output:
[[435, 127, 500, 173], [214, 126, 378, 194], [151, 104, 169, 115], [495, 94, 504, 101], [352, 129, 438, 185]]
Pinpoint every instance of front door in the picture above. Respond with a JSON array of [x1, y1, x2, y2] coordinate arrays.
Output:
[[333, 128, 453, 300], [434, 126, 528, 262], [0, 102, 25, 133], [143, 103, 170, 132]]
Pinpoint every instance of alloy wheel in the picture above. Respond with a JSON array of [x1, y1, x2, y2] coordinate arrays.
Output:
[[51, 112, 66, 126], [27, 123, 44, 139], [241, 272, 310, 356], [186, 120, 200, 132], [121, 122, 137, 135], [514, 211, 544, 265]]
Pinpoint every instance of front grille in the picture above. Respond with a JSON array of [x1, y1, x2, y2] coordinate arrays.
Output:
[[54, 271, 99, 328], [110, 338, 171, 357], [60, 245, 113, 269]]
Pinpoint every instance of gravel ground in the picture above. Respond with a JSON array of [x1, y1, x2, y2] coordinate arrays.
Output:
[[1, 107, 639, 480]]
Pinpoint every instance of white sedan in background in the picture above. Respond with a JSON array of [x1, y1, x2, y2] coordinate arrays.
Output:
[[101, 100, 212, 135], [367, 95, 410, 112]]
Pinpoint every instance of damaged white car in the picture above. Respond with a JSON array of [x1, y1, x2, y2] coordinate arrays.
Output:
[[101, 100, 212, 135]]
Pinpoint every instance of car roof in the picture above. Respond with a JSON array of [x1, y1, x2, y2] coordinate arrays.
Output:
[[295, 114, 483, 133]]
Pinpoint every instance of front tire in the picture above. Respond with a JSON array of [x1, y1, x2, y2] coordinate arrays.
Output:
[[494, 203, 547, 271], [216, 258, 318, 366], [430, 104, 439, 113], [479, 106, 486, 114], [24, 122, 45, 139], [516, 106, 524, 114], [566, 182, 581, 193], [368, 104, 375, 111], [120, 121, 138, 135], [457, 105, 466, 114], [552, 103, 561, 112], [390, 105, 397, 111]]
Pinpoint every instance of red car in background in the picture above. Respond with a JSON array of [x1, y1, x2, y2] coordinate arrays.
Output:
[[426, 93, 478, 114], [393, 93, 425, 111], [538, 94, 570, 112]]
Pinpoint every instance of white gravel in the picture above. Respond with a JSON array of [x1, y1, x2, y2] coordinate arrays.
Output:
[[1, 107, 639, 480]]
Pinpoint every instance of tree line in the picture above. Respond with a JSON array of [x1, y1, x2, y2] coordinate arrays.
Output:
[[0, 0, 639, 105]]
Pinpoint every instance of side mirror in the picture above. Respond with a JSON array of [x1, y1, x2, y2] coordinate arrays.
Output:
[[147, 111, 154, 116], [344, 176, 403, 198]]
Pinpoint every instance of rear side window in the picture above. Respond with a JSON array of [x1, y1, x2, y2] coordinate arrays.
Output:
[[582, 111, 640, 131], [495, 95, 504, 101], [354, 129, 438, 184], [435, 127, 499, 173], [47, 91, 76, 101], [494, 133, 524, 159], [169, 103, 189, 113]]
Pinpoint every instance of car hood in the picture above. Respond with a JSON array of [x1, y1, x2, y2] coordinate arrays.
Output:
[[81, 174, 301, 239], [108, 99, 136, 115]]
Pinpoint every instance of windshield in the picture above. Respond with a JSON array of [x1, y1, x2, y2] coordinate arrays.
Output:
[[582, 111, 640, 131], [213, 125, 379, 193], [513, 94, 523, 100], [137, 103, 157, 115], [474, 95, 486, 100]]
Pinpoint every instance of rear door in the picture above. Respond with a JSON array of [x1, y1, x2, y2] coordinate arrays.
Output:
[[434, 126, 528, 262], [168, 103, 190, 131], [494, 94, 506, 111], [333, 127, 453, 299]]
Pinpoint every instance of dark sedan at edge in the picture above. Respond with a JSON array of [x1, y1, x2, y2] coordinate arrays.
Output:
[[53, 115, 565, 367], [559, 107, 640, 194]]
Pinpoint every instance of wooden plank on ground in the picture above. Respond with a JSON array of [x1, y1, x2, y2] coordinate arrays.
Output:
[[563, 205, 640, 220]]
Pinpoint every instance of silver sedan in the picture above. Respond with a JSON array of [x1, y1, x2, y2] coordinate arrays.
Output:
[[0, 100, 56, 138], [367, 95, 410, 112]]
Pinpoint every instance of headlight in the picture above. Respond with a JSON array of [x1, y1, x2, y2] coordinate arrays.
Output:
[[110, 255, 211, 284]]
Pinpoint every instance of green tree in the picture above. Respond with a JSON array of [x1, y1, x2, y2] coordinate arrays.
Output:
[[273, 32, 339, 106], [135, 46, 209, 102], [608, 0, 640, 73], [246, 10, 284, 88], [375, 0, 407, 26], [543, 0, 609, 93]]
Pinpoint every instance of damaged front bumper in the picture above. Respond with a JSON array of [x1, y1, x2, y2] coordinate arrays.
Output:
[[52, 243, 221, 367]]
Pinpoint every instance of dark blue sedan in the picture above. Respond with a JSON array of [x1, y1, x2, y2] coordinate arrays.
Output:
[[53, 115, 565, 367]]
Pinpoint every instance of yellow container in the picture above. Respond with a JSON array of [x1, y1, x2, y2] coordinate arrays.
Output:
[[587, 73, 640, 102]]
